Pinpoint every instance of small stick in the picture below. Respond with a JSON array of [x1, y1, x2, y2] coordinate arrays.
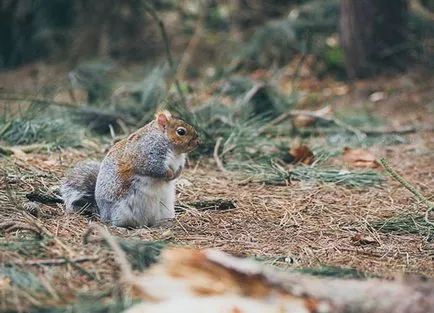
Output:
[[213, 137, 228, 172], [89, 225, 157, 301], [0, 94, 79, 109], [363, 125, 434, 135], [143, 2, 186, 106], [239, 83, 264, 107], [176, 199, 236, 212], [257, 109, 366, 140], [380, 158, 434, 226], [176, 0, 208, 80], [7, 256, 99, 266], [0, 221, 43, 239]]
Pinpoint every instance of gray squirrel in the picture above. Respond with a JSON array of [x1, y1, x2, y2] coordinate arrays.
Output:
[[59, 110, 200, 228]]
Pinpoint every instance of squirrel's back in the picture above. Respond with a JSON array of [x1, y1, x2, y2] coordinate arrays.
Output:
[[60, 160, 100, 214]]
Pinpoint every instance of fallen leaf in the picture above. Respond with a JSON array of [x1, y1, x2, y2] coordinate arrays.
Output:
[[369, 91, 387, 102], [286, 139, 314, 165], [0, 276, 11, 290], [343, 147, 379, 168], [176, 178, 193, 188], [351, 233, 377, 246]]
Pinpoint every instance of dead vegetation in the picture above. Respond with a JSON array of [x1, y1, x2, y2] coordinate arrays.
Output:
[[0, 68, 433, 311], [0, 1, 433, 310]]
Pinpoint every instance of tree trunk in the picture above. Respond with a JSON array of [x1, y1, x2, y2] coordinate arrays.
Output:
[[340, 0, 409, 79]]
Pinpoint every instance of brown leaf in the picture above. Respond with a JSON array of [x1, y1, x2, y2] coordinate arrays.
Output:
[[343, 147, 379, 168], [288, 140, 314, 165], [351, 233, 377, 246], [0, 276, 11, 290]]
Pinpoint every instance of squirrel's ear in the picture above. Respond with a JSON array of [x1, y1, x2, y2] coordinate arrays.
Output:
[[156, 110, 172, 129]]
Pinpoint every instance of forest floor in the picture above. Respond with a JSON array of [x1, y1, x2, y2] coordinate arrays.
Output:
[[0, 63, 433, 311]]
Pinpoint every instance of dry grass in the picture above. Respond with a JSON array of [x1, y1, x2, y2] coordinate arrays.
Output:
[[1, 135, 433, 310], [1, 68, 434, 311]]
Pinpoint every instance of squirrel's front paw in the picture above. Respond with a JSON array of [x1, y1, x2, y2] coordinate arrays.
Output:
[[166, 167, 182, 181]]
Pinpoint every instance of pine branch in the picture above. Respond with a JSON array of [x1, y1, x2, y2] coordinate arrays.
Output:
[[380, 158, 434, 226]]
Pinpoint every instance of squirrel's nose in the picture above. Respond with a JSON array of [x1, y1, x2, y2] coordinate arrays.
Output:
[[195, 138, 200, 146]]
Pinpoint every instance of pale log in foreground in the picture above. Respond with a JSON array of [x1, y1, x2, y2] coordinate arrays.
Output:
[[109, 246, 434, 313]]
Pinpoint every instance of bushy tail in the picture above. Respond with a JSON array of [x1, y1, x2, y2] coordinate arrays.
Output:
[[59, 160, 100, 215]]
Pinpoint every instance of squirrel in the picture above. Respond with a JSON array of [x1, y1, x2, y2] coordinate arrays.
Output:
[[59, 110, 200, 228]]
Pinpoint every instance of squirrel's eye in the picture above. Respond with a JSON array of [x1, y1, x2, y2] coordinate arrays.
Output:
[[176, 127, 187, 136]]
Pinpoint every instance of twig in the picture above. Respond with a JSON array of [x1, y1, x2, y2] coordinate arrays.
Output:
[[176, 199, 236, 212], [0, 121, 12, 137], [239, 83, 265, 107], [363, 125, 434, 135], [0, 221, 44, 239], [213, 137, 227, 172], [176, 0, 208, 80], [257, 109, 366, 140], [380, 158, 434, 226], [7, 256, 99, 266], [29, 219, 74, 255], [0, 94, 79, 109], [88, 225, 157, 300], [143, 2, 186, 105], [290, 33, 311, 84]]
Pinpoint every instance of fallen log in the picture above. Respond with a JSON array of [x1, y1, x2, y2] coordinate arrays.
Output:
[[94, 226, 434, 313]]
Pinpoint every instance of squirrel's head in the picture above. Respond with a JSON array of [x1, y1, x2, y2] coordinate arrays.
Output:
[[155, 110, 200, 153]]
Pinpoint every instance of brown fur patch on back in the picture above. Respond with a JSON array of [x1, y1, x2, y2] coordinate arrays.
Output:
[[116, 157, 134, 197], [107, 123, 154, 198]]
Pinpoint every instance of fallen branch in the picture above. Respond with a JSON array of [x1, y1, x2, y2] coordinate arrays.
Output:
[[239, 83, 265, 107], [88, 225, 157, 300], [119, 247, 434, 313], [363, 125, 434, 135], [380, 158, 434, 226], [258, 109, 434, 137], [213, 137, 228, 172], [0, 94, 79, 109], [143, 1, 186, 105], [0, 221, 43, 239], [176, 0, 208, 80], [6, 256, 99, 267], [258, 109, 366, 139], [175, 199, 236, 212]]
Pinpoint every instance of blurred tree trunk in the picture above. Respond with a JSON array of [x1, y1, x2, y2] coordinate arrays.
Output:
[[340, 0, 409, 79]]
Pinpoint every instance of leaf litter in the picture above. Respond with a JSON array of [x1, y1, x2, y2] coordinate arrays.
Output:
[[0, 61, 433, 312]]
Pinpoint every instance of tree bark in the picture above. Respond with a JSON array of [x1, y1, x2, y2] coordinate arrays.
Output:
[[340, 0, 409, 79]]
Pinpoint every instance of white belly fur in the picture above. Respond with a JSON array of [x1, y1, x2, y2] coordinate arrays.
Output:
[[112, 152, 185, 227]]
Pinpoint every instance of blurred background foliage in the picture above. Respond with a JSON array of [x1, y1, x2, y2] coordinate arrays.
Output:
[[1, 0, 432, 71], [0, 0, 433, 185]]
